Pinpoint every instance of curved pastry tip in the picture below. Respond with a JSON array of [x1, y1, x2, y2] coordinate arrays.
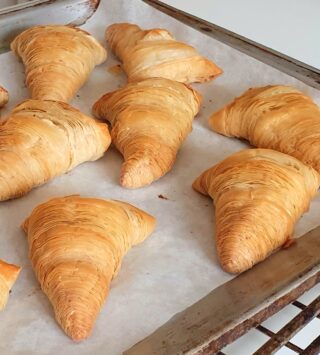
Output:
[[66, 321, 91, 342], [192, 171, 210, 196], [192, 177, 204, 194], [219, 250, 254, 274], [120, 159, 156, 189], [92, 92, 115, 118], [221, 261, 247, 275], [0, 260, 21, 284], [0, 260, 21, 310], [21, 218, 29, 233], [209, 107, 229, 135]]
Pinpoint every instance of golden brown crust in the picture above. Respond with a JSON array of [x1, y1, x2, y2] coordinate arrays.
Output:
[[22, 195, 156, 341], [105, 23, 222, 83], [0, 86, 9, 108], [0, 100, 111, 201], [11, 25, 107, 101], [0, 260, 21, 310], [93, 78, 201, 188], [193, 149, 320, 274], [209, 85, 320, 172]]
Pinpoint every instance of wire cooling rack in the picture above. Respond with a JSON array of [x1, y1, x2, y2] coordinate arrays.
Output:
[[220, 281, 320, 355]]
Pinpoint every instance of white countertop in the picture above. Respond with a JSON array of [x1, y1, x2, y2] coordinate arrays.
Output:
[[161, 0, 320, 69]]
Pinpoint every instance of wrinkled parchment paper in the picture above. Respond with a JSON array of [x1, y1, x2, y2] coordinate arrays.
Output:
[[0, 1, 319, 354]]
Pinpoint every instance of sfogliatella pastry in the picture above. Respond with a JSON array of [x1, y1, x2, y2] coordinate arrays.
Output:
[[22, 195, 156, 341], [193, 149, 320, 274], [93, 77, 201, 188], [0, 100, 110, 201], [11, 25, 107, 101], [0, 260, 21, 310], [106, 23, 222, 83], [209, 85, 320, 173]]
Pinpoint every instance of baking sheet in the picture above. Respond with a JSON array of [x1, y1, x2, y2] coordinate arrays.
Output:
[[0, 0, 320, 354]]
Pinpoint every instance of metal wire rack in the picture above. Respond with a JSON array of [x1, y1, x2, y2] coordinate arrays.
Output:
[[218, 285, 320, 355]]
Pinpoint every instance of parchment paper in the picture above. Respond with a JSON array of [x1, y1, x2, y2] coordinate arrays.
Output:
[[0, 1, 319, 354]]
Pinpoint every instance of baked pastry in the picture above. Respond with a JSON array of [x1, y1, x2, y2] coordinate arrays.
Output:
[[0, 260, 21, 310], [22, 195, 155, 341], [209, 85, 320, 173], [0, 86, 8, 108], [106, 23, 222, 83], [11, 25, 107, 101], [0, 100, 110, 201], [193, 149, 320, 274], [93, 77, 201, 188]]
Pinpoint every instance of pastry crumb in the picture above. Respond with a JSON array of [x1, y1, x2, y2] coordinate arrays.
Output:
[[158, 194, 169, 200], [27, 287, 40, 297], [108, 64, 123, 75]]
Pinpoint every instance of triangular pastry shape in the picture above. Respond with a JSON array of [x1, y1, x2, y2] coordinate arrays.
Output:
[[106, 23, 222, 83], [11, 25, 107, 101], [0, 100, 110, 201], [22, 195, 155, 341], [209, 85, 320, 173], [93, 77, 201, 188], [0, 260, 21, 310], [193, 149, 320, 274]]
